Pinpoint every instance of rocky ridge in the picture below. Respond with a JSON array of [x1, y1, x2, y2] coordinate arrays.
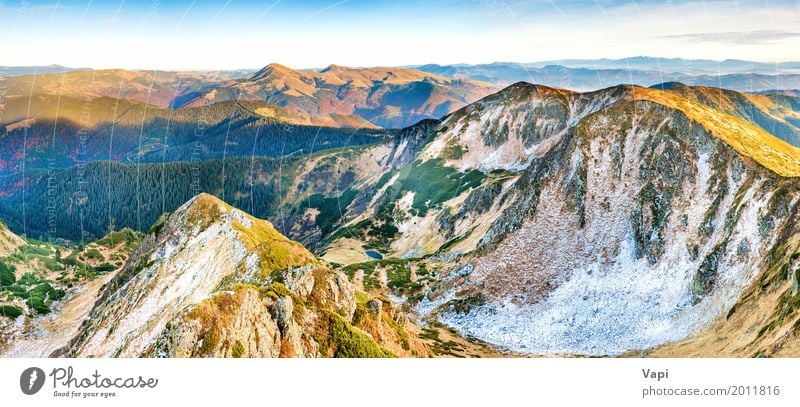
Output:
[[54, 194, 427, 357]]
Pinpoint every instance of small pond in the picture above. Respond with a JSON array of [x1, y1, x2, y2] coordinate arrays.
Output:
[[365, 250, 383, 260]]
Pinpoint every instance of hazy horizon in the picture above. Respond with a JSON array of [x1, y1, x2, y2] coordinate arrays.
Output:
[[3, 55, 800, 73]]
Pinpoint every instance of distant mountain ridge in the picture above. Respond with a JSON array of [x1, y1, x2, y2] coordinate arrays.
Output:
[[756, 89, 800, 97], [416, 62, 800, 92], [0, 64, 498, 129], [528, 56, 800, 75], [178, 63, 500, 129], [0, 65, 89, 76]]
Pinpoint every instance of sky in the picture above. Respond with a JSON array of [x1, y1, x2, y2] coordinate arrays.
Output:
[[1, 0, 799, 70]]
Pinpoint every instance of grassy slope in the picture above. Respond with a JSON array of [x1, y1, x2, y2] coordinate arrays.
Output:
[[631, 87, 800, 177]]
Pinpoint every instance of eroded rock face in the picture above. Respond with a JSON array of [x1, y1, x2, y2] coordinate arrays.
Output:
[[274, 265, 357, 321], [315, 271, 357, 321], [0, 221, 25, 257], [150, 267, 363, 358], [151, 288, 282, 358], [272, 297, 308, 357]]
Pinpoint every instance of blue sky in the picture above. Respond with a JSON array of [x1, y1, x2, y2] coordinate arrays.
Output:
[[1, 0, 799, 69]]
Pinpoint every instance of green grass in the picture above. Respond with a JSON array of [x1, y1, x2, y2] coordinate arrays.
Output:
[[4, 243, 62, 274], [199, 327, 221, 356], [95, 228, 141, 248], [385, 261, 424, 295], [0, 223, 138, 316], [19, 244, 52, 257], [300, 188, 360, 235], [327, 219, 372, 242], [382, 314, 410, 350], [16, 273, 39, 286], [374, 171, 395, 190], [92, 263, 117, 273], [0, 305, 23, 319], [0, 260, 16, 286], [341, 258, 425, 295], [231, 339, 245, 358], [341, 262, 382, 291], [82, 248, 104, 261], [381, 158, 485, 217], [367, 221, 399, 241], [420, 327, 465, 357], [20, 282, 66, 314], [3, 285, 28, 299], [440, 141, 466, 160], [327, 312, 395, 358], [26, 296, 50, 314]]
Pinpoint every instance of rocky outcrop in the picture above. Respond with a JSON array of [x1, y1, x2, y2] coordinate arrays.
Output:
[[54, 193, 420, 358], [151, 288, 282, 358]]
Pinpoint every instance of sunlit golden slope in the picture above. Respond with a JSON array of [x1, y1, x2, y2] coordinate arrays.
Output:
[[0, 221, 25, 257], [183, 63, 500, 128], [630, 87, 800, 177], [0, 69, 220, 108], [650, 85, 800, 146]]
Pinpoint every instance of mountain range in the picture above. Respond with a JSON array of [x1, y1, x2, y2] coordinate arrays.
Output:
[[0, 64, 498, 129], [523, 57, 800, 75], [177, 63, 499, 129], [416, 63, 800, 92], [1, 61, 800, 358]]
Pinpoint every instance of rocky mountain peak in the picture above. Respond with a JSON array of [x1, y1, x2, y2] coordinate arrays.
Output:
[[319, 63, 343, 73], [52, 193, 422, 358], [250, 62, 295, 81]]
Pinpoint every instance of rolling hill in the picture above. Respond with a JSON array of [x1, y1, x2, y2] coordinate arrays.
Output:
[[176, 63, 500, 128]]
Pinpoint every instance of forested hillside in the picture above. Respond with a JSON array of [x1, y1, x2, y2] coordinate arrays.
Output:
[[0, 95, 386, 191], [0, 158, 284, 241]]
